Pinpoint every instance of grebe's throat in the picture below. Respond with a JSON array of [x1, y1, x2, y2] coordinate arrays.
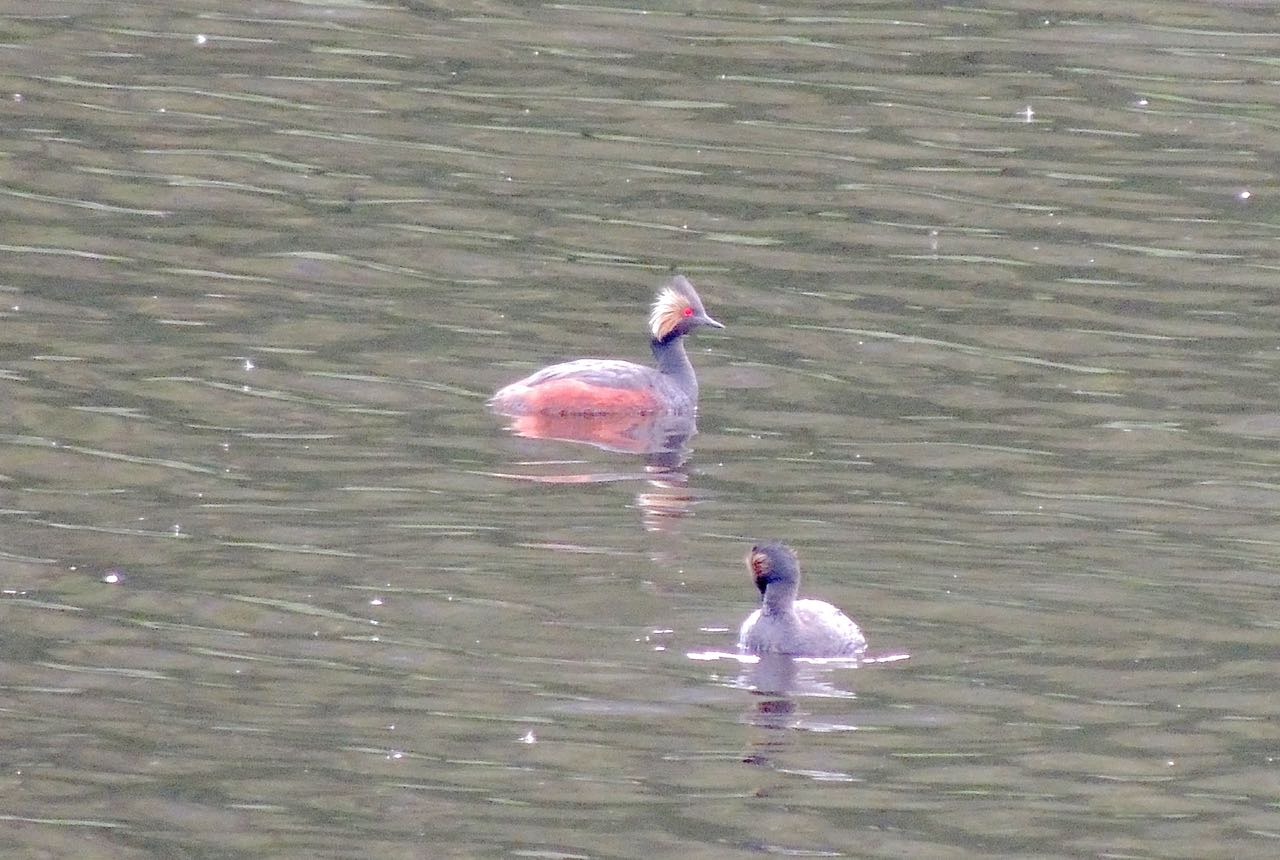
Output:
[[651, 334, 696, 389]]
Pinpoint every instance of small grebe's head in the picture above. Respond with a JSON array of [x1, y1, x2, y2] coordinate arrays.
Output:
[[649, 275, 724, 344], [747, 541, 801, 596]]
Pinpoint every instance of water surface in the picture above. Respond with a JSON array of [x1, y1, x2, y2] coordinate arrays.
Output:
[[2, 1, 1278, 857]]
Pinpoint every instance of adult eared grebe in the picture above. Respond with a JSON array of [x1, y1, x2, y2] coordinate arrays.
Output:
[[737, 542, 866, 658], [490, 275, 723, 417]]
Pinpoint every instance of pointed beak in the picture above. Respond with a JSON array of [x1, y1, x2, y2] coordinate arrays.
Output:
[[699, 314, 725, 330]]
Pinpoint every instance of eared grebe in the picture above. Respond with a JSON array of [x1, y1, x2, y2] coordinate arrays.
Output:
[[737, 542, 866, 658], [490, 275, 723, 417]]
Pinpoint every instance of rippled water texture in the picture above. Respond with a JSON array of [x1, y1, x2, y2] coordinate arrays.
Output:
[[2, 1, 1278, 857]]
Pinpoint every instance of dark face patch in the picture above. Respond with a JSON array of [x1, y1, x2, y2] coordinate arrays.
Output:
[[748, 547, 771, 594]]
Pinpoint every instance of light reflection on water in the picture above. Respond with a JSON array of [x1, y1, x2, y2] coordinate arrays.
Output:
[[2, 0, 1279, 857]]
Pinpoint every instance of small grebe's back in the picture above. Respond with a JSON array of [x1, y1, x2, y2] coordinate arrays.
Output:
[[490, 275, 722, 417]]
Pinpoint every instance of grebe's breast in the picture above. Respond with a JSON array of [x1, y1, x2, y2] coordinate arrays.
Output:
[[491, 358, 690, 417], [738, 599, 866, 658]]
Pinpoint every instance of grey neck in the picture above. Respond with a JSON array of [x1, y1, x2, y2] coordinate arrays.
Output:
[[762, 579, 799, 617], [651, 335, 697, 393]]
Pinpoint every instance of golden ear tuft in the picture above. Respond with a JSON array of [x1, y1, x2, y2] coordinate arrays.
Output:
[[649, 287, 690, 340]]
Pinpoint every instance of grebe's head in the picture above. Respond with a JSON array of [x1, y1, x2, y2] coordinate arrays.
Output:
[[747, 541, 801, 596], [649, 275, 724, 343]]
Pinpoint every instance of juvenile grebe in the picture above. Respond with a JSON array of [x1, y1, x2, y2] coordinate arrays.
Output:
[[490, 275, 723, 417], [737, 542, 866, 658]]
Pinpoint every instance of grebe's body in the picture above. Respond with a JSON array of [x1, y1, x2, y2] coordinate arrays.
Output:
[[490, 275, 722, 417], [737, 542, 866, 658]]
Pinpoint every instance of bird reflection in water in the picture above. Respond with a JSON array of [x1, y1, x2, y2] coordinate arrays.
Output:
[[726, 651, 907, 775], [688, 647, 908, 760], [489, 410, 699, 533]]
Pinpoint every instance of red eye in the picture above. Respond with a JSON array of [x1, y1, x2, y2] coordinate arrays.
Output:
[[682, 306, 694, 317]]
